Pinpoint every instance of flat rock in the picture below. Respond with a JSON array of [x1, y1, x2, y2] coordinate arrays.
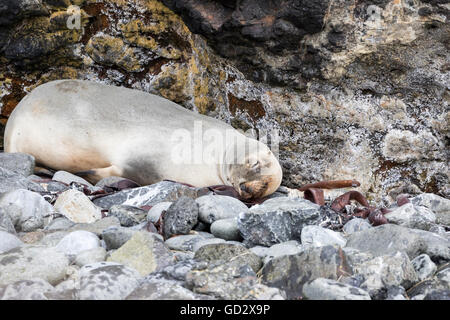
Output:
[[78, 262, 142, 300], [147, 202, 172, 223], [0, 167, 43, 194], [54, 189, 102, 224], [300, 225, 347, 248], [385, 203, 436, 230], [52, 171, 93, 187], [93, 181, 199, 209], [411, 254, 437, 281], [194, 243, 262, 273], [0, 189, 55, 232], [353, 251, 418, 299], [108, 205, 147, 227], [238, 197, 321, 247], [302, 278, 371, 300], [0, 278, 55, 300], [210, 218, 241, 241], [260, 245, 352, 299], [0, 152, 35, 176], [107, 231, 174, 276], [196, 195, 248, 224], [411, 193, 450, 226], [0, 231, 23, 254], [343, 218, 372, 235], [344, 224, 450, 263], [0, 245, 69, 286], [55, 230, 100, 258], [163, 196, 198, 239]]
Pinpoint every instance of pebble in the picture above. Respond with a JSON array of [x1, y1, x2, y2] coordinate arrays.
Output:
[[196, 195, 248, 224], [108, 205, 147, 227], [126, 278, 213, 300], [54, 189, 102, 224], [52, 171, 93, 187], [164, 234, 206, 251], [78, 262, 142, 300], [263, 240, 304, 264], [210, 218, 241, 241], [0, 189, 55, 232], [0, 206, 16, 234], [345, 224, 450, 263], [411, 193, 450, 226], [238, 197, 321, 247], [44, 217, 75, 231], [411, 254, 437, 281], [102, 226, 136, 250], [352, 251, 418, 299], [95, 176, 127, 188], [0, 278, 55, 300], [385, 203, 436, 230], [92, 180, 198, 209], [106, 231, 173, 276], [163, 196, 199, 239], [74, 247, 107, 267], [300, 225, 347, 248], [0, 152, 35, 176], [192, 238, 226, 252], [343, 218, 372, 234], [0, 231, 23, 254], [0, 245, 69, 286], [302, 278, 371, 300], [194, 243, 262, 273], [186, 259, 285, 300], [55, 230, 101, 258], [260, 245, 352, 299], [68, 216, 121, 236], [0, 167, 44, 194], [147, 202, 172, 223]]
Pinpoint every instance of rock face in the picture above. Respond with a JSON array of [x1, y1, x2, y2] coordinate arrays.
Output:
[[0, 0, 448, 202]]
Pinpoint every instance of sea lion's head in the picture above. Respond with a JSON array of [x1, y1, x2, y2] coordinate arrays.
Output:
[[222, 137, 282, 200]]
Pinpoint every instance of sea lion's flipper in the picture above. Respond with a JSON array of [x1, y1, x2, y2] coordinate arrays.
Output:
[[75, 165, 123, 184], [34, 166, 55, 178]]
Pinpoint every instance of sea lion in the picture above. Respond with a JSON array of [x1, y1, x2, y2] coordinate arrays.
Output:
[[4, 79, 282, 199]]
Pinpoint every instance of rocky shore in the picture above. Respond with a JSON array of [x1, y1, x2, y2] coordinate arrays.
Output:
[[0, 152, 448, 300]]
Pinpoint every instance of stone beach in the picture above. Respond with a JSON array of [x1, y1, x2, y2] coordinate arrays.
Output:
[[0, 152, 449, 300]]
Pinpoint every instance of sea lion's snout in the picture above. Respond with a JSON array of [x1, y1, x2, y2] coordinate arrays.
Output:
[[238, 178, 271, 200]]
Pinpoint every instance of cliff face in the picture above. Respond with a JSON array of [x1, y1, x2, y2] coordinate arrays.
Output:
[[0, 0, 448, 202]]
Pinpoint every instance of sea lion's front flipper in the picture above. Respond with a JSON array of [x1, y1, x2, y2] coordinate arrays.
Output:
[[75, 165, 123, 184]]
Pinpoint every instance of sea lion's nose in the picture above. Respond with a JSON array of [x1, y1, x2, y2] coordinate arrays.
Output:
[[239, 182, 250, 193]]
